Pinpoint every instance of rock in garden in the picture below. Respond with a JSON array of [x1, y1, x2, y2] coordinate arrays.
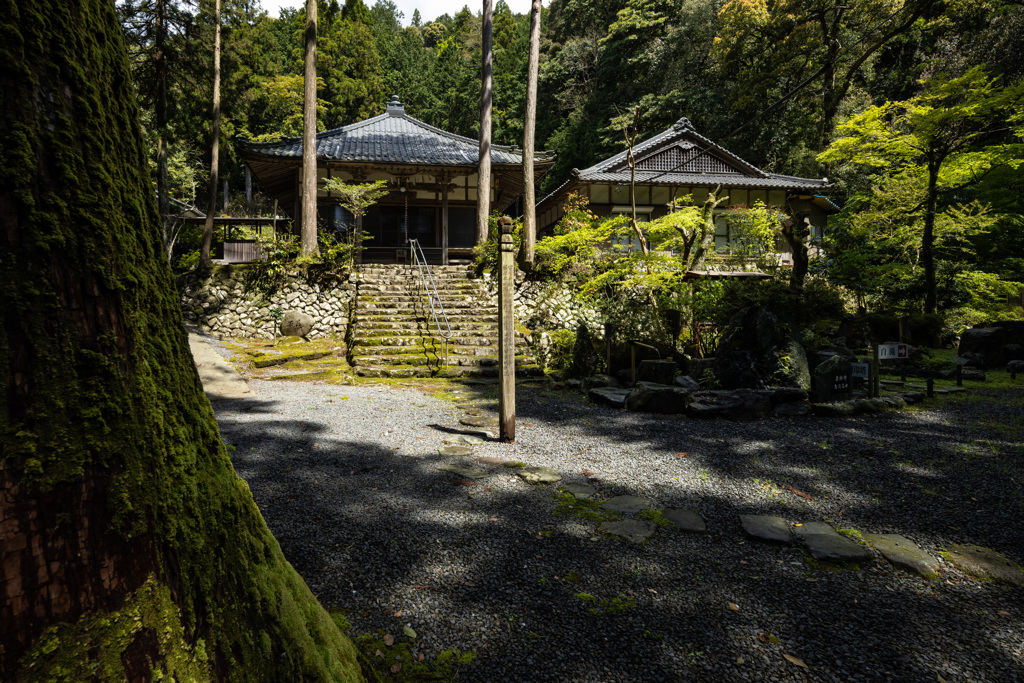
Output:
[[438, 464, 488, 480], [794, 522, 872, 563], [944, 544, 1024, 587], [438, 446, 474, 457], [662, 508, 707, 533], [674, 375, 701, 392], [560, 483, 597, 499], [589, 387, 629, 409], [280, 310, 314, 337], [637, 359, 678, 385], [625, 383, 692, 414], [739, 515, 791, 544], [517, 466, 561, 484], [1007, 359, 1024, 376], [602, 495, 657, 513], [863, 533, 938, 579], [713, 306, 811, 390], [598, 519, 656, 543], [460, 416, 499, 429], [581, 374, 619, 394], [448, 434, 485, 446]]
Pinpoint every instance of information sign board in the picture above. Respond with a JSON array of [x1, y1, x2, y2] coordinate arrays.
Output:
[[851, 362, 869, 379], [878, 343, 909, 360]]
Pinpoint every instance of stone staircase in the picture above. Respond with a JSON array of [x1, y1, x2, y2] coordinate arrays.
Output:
[[349, 264, 541, 378]]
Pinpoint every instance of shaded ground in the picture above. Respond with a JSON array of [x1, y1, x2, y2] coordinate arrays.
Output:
[[206, 348, 1023, 682]]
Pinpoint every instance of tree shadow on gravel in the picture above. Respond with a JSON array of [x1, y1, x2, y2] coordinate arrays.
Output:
[[212, 386, 1024, 683]]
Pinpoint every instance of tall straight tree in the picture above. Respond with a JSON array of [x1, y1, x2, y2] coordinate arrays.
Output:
[[200, 0, 222, 269], [477, 0, 494, 245], [301, 0, 319, 256], [521, 0, 542, 266], [0, 0, 362, 679]]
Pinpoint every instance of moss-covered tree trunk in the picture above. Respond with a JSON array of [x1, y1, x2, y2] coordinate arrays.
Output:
[[0, 2, 362, 680]]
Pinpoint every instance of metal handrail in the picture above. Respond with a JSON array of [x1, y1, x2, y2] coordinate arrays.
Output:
[[409, 239, 453, 341]]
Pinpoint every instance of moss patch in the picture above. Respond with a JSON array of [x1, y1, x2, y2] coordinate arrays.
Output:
[[352, 630, 474, 682], [553, 492, 621, 523]]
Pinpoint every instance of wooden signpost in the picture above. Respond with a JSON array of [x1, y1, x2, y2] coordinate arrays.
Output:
[[498, 216, 516, 442]]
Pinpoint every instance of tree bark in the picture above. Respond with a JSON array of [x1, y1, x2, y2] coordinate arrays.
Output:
[[301, 0, 320, 257], [200, 0, 222, 269], [923, 159, 939, 314], [520, 0, 542, 267], [477, 0, 494, 246], [781, 211, 811, 290], [155, 0, 171, 251], [0, 2, 362, 679]]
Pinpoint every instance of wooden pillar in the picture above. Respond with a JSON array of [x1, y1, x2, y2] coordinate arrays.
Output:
[[498, 215, 516, 443], [442, 173, 450, 265], [245, 166, 252, 208]]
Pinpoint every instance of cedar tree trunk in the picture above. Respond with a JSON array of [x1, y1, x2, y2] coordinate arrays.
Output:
[[520, 0, 541, 267], [301, 0, 319, 257], [476, 0, 494, 246], [199, 0, 222, 269], [0, 2, 362, 680]]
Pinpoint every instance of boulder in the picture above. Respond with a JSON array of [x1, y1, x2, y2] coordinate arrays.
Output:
[[1008, 359, 1024, 377], [280, 310, 314, 338], [713, 306, 810, 390], [637, 359, 677, 385], [958, 326, 1008, 368], [625, 382, 693, 414], [673, 375, 701, 392], [588, 386, 629, 409], [581, 374, 619, 394], [686, 390, 746, 419]]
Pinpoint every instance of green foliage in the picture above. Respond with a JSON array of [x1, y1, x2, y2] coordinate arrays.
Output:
[[545, 329, 577, 374]]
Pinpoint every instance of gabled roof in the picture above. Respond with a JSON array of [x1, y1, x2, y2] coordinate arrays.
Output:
[[237, 96, 555, 168], [572, 117, 828, 191]]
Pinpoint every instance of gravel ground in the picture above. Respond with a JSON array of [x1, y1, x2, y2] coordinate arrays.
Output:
[[206, 340, 1023, 682]]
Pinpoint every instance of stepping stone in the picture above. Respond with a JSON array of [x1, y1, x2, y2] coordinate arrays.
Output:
[[560, 483, 597, 500], [794, 522, 872, 563], [460, 416, 498, 428], [438, 464, 488, 480], [438, 446, 474, 457], [448, 434, 485, 446], [599, 519, 656, 543], [476, 456, 509, 466], [739, 515, 792, 544], [517, 466, 561, 485], [462, 409, 490, 417], [944, 544, 1024, 587], [663, 508, 707, 534], [601, 495, 657, 513], [863, 533, 939, 579], [588, 387, 629, 409]]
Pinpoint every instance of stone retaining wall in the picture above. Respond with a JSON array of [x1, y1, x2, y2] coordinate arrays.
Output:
[[480, 271, 601, 333], [179, 267, 355, 339]]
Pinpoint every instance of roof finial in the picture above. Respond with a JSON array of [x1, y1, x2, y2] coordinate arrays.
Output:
[[673, 116, 694, 131], [386, 95, 404, 115]]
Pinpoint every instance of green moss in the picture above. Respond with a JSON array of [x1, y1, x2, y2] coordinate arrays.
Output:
[[573, 592, 636, 615], [837, 528, 864, 541], [16, 577, 210, 682], [552, 492, 621, 523], [352, 631, 474, 682], [805, 557, 863, 572], [639, 509, 674, 528]]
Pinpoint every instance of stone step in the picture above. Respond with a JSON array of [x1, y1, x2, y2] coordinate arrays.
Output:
[[357, 282, 485, 292], [356, 314, 500, 324], [356, 300, 496, 311], [354, 321, 500, 332], [354, 364, 543, 379], [355, 343, 530, 357], [351, 353, 537, 368]]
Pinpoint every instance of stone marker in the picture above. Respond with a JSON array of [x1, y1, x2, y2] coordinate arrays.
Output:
[[794, 522, 872, 563], [813, 355, 853, 403], [663, 508, 707, 534], [438, 464, 488, 480], [739, 515, 791, 544], [517, 466, 561, 484], [601, 495, 657, 513], [588, 386, 630, 409], [560, 483, 597, 500], [598, 519, 656, 543], [448, 434, 485, 446], [945, 544, 1024, 587], [280, 310, 314, 337], [863, 533, 938, 579], [460, 416, 499, 429], [438, 446, 475, 457]]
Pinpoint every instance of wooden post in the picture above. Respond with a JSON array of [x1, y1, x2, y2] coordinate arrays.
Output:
[[498, 216, 516, 443], [871, 344, 880, 398], [604, 322, 614, 376], [926, 377, 934, 398], [956, 364, 963, 387], [245, 166, 252, 208], [441, 173, 449, 265], [476, 0, 494, 246], [520, 0, 541, 267]]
